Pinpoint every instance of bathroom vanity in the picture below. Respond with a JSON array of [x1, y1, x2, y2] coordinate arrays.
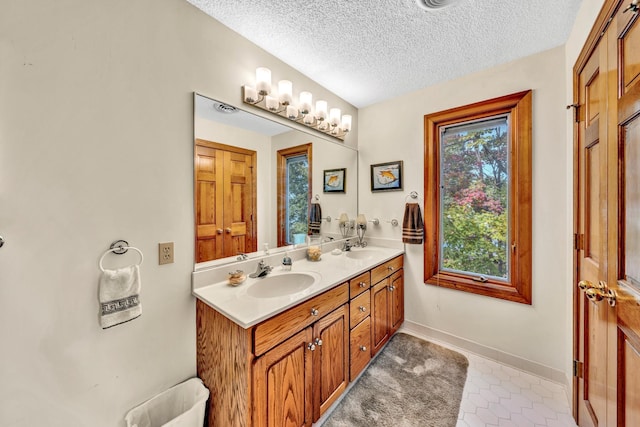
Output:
[[193, 245, 404, 427]]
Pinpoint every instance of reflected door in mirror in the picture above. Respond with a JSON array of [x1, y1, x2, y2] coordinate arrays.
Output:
[[195, 139, 256, 262]]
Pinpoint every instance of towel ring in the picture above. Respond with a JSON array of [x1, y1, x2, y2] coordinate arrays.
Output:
[[405, 191, 419, 202], [99, 246, 144, 272]]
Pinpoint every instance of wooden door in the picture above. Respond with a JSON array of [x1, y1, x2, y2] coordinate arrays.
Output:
[[195, 144, 224, 262], [253, 327, 314, 427], [223, 150, 255, 257], [370, 278, 390, 356], [195, 139, 256, 263], [574, 1, 640, 425], [576, 36, 611, 427], [613, 4, 640, 426], [389, 269, 404, 335], [311, 304, 349, 421]]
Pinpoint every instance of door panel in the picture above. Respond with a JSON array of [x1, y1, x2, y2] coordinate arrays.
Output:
[[577, 41, 609, 427], [224, 150, 254, 258], [195, 145, 223, 262], [370, 279, 390, 356], [575, 3, 640, 426], [253, 327, 313, 427], [312, 305, 349, 421], [617, 7, 640, 426], [195, 140, 256, 262]]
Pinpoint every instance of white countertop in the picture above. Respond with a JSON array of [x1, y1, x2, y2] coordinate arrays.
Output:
[[192, 244, 404, 329]]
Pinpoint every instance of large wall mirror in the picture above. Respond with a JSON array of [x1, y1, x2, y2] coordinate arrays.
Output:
[[194, 93, 358, 267]]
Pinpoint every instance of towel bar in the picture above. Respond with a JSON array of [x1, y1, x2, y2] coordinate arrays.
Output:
[[99, 240, 144, 272]]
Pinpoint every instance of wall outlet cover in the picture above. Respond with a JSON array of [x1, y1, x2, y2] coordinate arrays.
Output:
[[158, 242, 174, 265]]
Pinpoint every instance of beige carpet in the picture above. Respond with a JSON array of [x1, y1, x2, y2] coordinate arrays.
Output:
[[322, 333, 468, 427]]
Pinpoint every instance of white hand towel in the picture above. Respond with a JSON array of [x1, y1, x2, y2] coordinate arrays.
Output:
[[99, 265, 142, 329]]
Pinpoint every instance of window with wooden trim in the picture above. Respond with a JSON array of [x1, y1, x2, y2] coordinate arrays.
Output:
[[423, 91, 532, 304], [277, 143, 312, 247]]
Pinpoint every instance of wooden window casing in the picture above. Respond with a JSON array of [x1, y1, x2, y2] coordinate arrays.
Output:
[[423, 91, 533, 304], [277, 143, 313, 247]]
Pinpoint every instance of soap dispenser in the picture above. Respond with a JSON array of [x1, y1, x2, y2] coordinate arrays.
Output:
[[282, 252, 292, 271]]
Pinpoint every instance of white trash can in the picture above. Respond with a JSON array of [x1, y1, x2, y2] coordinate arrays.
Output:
[[124, 378, 210, 427]]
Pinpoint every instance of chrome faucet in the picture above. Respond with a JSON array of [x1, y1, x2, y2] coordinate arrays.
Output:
[[249, 260, 273, 278], [342, 239, 354, 252], [237, 252, 248, 261]]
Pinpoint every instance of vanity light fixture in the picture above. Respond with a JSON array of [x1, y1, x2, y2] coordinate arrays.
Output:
[[242, 67, 352, 141]]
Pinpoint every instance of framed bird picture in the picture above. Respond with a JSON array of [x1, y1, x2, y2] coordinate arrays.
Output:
[[371, 161, 403, 192], [323, 168, 346, 193]]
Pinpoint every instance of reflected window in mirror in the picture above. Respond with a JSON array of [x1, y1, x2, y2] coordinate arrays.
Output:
[[277, 144, 312, 246]]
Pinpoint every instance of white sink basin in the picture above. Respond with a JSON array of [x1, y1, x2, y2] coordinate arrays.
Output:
[[247, 272, 320, 298], [345, 249, 379, 260]]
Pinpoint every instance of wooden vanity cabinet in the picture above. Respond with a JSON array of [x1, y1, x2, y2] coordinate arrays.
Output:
[[196, 254, 404, 427], [370, 256, 404, 356], [253, 303, 349, 427]]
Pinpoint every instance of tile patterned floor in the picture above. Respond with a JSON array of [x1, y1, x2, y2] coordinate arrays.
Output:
[[454, 350, 577, 427]]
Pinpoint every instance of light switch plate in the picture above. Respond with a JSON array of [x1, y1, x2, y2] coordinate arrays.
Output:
[[158, 242, 174, 265]]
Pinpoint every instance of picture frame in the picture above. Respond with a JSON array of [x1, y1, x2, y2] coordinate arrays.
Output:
[[323, 168, 346, 193], [371, 161, 403, 192]]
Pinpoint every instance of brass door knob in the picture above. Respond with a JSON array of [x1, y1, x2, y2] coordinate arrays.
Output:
[[586, 287, 617, 307], [578, 280, 605, 290]]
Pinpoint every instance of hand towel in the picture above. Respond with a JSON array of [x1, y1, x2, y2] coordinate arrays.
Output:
[[309, 202, 322, 235], [99, 265, 142, 329], [402, 202, 424, 244]]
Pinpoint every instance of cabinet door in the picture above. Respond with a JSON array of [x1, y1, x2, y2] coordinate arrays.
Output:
[[370, 278, 390, 356], [350, 316, 371, 381], [389, 269, 404, 335], [312, 304, 349, 421], [253, 327, 313, 427]]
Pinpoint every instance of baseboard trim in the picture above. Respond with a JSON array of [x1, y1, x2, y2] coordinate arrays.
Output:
[[400, 320, 570, 388]]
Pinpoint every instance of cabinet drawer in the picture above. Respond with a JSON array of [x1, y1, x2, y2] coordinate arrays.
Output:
[[349, 290, 370, 327], [253, 283, 349, 356], [349, 317, 371, 381], [371, 255, 403, 285], [348, 271, 371, 298]]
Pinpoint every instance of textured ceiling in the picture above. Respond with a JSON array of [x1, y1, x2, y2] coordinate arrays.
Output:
[[187, 0, 582, 108]]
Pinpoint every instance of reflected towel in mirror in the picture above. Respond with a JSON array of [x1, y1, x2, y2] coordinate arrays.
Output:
[[309, 203, 322, 235]]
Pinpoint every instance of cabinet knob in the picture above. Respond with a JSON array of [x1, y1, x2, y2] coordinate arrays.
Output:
[[359, 281, 367, 288], [389, 285, 395, 292], [310, 308, 319, 316], [225, 228, 232, 233], [359, 345, 367, 352], [359, 306, 367, 312], [387, 266, 394, 271], [307, 343, 316, 351], [314, 338, 323, 346], [216, 229, 223, 235]]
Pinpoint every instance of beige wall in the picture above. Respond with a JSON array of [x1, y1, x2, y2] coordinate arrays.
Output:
[[0, 1, 356, 426], [358, 45, 570, 375]]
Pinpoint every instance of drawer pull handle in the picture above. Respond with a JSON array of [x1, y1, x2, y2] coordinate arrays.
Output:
[[310, 308, 319, 316], [359, 306, 367, 312], [314, 338, 323, 346], [359, 281, 367, 288], [359, 345, 367, 352], [308, 343, 316, 351], [389, 285, 395, 292], [387, 266, 394, 271]]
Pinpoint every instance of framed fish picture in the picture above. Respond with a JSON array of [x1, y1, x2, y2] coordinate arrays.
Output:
[[323, 168, 346, 193], [371, 161, 403, 192]]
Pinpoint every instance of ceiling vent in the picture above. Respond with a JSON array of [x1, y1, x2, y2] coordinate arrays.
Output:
[[213, 102, 238, 114], [416, 0, 460, 10]]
